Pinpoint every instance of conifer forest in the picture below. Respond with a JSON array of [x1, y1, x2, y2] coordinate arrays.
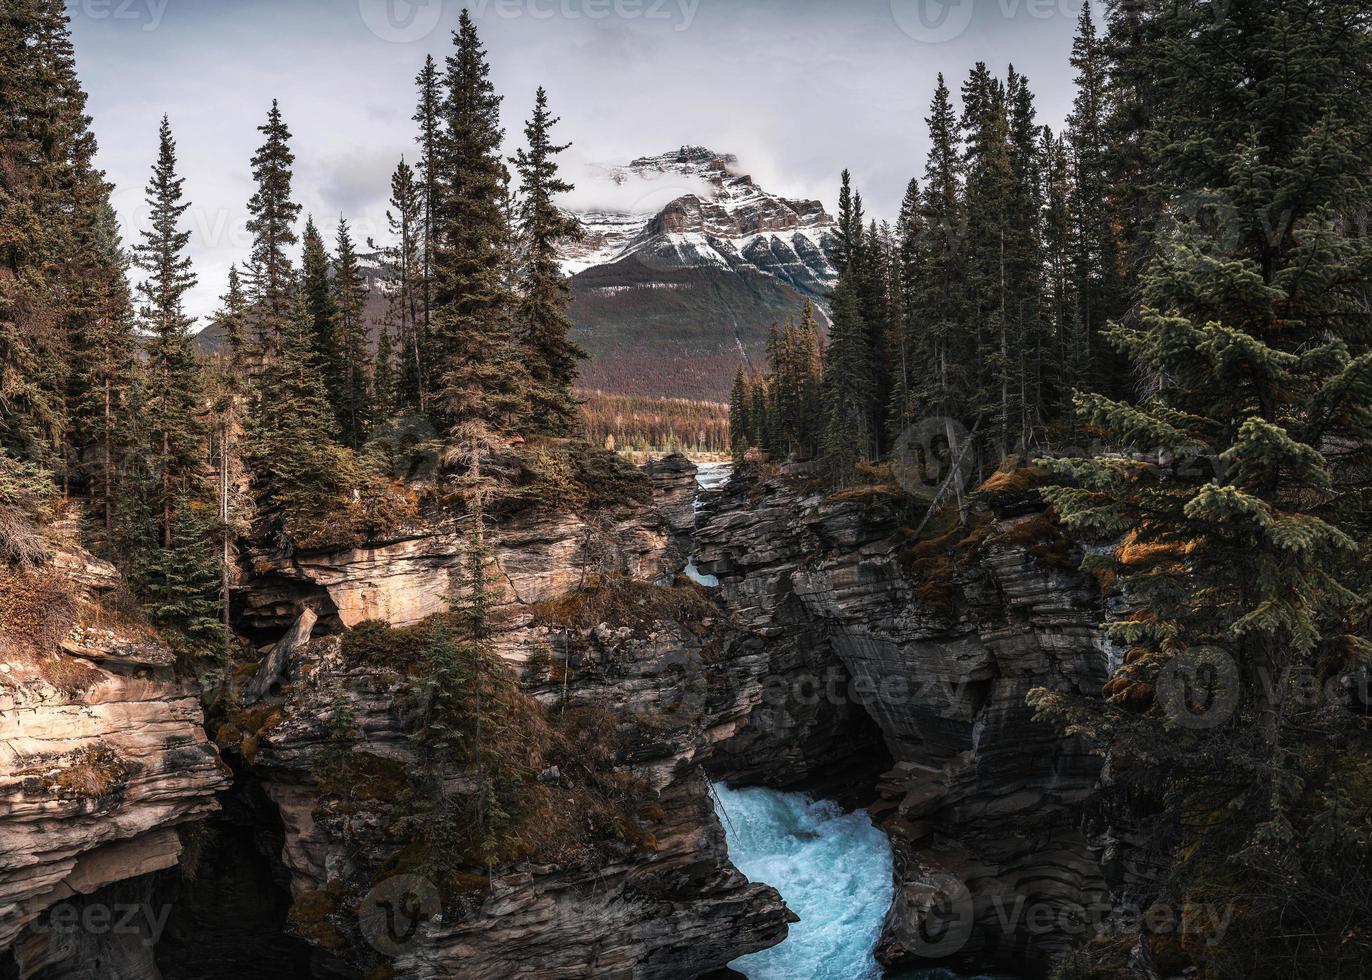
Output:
[[2, 2, 1372, 979]]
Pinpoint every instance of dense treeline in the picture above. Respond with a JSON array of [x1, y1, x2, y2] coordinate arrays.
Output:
[[579, 389, 729, 456], [0, 3, 586, 644], [736, 6, 1131, 479], [731, 2, 1372, 977], [1, 0, 597, 896]]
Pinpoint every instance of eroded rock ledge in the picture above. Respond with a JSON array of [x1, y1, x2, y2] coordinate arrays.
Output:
[[695, 464, 1112, 976], [0, 548, 228, 979]]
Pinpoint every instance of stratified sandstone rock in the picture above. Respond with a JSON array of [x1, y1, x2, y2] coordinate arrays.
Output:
[[0, 548, 228, 978], [238, 501, 676, 636], [695, 466, 1110, 976]]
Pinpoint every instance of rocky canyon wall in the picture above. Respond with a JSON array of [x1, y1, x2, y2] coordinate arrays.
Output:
[[695, 464, 1113, 976]]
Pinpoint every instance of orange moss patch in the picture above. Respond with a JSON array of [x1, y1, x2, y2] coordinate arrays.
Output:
[[1116, 527, 1199, 570], [978, 458, 1048, 495], [47, 746, 134, 799], [825, 483, 902, 505]]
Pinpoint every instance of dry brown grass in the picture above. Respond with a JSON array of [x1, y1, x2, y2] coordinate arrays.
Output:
[[529, 574, 717, 635], [0, 563, 76, 657]]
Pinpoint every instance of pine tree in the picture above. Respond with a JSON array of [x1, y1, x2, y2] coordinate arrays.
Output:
[[914, 74, 969, 462], [1036, 3, 1372, 973], [888, 178, 923, 437], [512, 87, 585, 434], [245, 290, 356, 545], [132, 116, 206, 548], [960, 62, 1014, 467], [142, 502, 225, 646], [382, 159, 426, 413], [1066, 2, 1122, 396], [68, 201, 136, 534], [431, 12, 531, 431], [822, 279, 874, 473], [413, 54, 441, 394], [728, 365, 752, 460], [1039, 128, 1080, 423], [1005, 66, 1048, 453], [214, 264, 250, 376], [332, 217, 371, 447], [373, 323, 397, 422], [1, 0, 126, 493], [300, 217, 341, 403], [245, 100, 301, 353]]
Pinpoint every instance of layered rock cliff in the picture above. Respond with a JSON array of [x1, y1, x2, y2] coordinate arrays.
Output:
[[187, 450, 794, 979], [695, 464, 1112, 976], [0, 545, 228, 980]]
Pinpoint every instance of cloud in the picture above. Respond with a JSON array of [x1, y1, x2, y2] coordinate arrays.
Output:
[[560, 160, 719, 215]]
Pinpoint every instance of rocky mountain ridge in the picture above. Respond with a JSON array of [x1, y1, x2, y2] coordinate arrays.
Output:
[[566, 147, 838, 401]]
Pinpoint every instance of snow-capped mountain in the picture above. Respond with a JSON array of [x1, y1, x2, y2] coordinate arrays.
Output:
[[564, 147, 837, 294], [565, 147, 837, 401]]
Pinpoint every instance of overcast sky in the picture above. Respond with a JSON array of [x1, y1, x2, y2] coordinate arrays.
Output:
[[69, 0, 1093, 322]]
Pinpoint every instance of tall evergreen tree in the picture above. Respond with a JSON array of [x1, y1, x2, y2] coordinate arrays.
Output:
[[373, 323, 397, 423], [728, 365, 752, 461], [332, 217, 371, 447], [215, 264, 249, 376], [382, 159, 426, 413], [300, 217, 340, 402], [132, 116, 205, 547], [1066, 2, 1122, 396], [431, 12, 531, 431], [512, 86, 585, 434], [888, 178, 923, 437], [822, 279, 875, 472], [245, 100, 301, 353], [960, 62, 1014, 466], [914, 74, 969, 460], [68, 201, 136, 534], [413, 54, 441, 389]]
